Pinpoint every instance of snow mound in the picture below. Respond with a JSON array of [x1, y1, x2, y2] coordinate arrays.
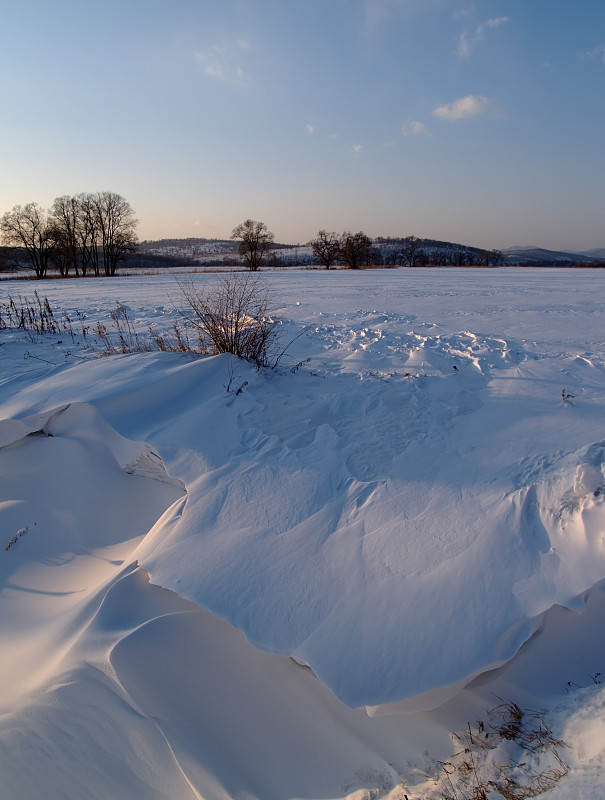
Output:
[[118, 350, 605, 708]]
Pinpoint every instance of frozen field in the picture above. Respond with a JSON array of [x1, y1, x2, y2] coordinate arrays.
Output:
[[1, 267, 605, 799]]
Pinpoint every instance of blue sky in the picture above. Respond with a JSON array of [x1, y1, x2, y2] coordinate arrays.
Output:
[[1, 0, 604, 250]]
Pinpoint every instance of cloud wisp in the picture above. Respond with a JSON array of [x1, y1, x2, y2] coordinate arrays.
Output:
[[194, 40, 251, 87], [477, 17, 509, 37], [402, 120, 428, 136], [580, 44, 605, 65], [433, 94, 489, 121], [457, 16, 509, 59]]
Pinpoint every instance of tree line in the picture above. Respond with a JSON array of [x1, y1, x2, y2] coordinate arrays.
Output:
[[1, 203, 504, 278], [232, 223, 504, 270], [230, 224, 381, 270], [230, 225, 379, 271], [0, 192, 137, 278], [374, 236, 504, 268]]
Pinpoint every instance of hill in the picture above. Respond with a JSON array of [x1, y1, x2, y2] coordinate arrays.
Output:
[[136, 237, 605, 269]]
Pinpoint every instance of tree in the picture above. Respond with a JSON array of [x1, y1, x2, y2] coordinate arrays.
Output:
[[451, 247, 467, 266], [230, 219, 274, 271], [310, 230, 341, 269], [1, 192, 136, 279], [0, 246, 12, 272], [0, 203, 54, 279], [428, 248, 448, 266], [75, 192, 101, 276], [339, 231, 372, 269], [90, 191, 138, 276], [489, 249, 503, 266], [399, 235, 425, 267], [49, 195, 82, 277]]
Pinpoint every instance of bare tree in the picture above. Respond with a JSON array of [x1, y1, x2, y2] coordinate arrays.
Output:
[[49, 195, 81, 276], [475, 249, 489, 267], [430, 249, 449, 266], [489, 249, 503, 266], [0, 247, 10, 273], [230, 219, 274, 271], [451, 247, 467, 266], [75, 193, 101, 276], [310, 230, 341, 269], [339, 231, 372, 269], [399, 235, 425, 267], [90, 191, 138, 276], [0, 203, 54, 279]]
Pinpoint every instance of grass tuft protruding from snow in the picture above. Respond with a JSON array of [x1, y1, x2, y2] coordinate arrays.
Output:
[[420, 701, 568, 800]]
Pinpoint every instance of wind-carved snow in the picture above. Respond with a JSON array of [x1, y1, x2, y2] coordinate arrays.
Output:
[[0, 402, 184, 490], [0, 402, 187, 703], [2, 269, 605, 798], [122, 315, 605, 708]]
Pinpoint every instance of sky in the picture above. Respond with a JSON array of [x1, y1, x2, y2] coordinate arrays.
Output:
[[1, 0, 604, 250]]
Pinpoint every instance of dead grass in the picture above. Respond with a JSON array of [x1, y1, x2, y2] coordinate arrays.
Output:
[[428, 701, 568, 800]]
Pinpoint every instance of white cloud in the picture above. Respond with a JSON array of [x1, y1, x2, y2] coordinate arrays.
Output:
[[456, 32, 471, 59], [434, 95, 489, 121], [193, 41, 251, 87], [402, 120, 428, 136], [477, 17, 509, 37], [352, 144, 363, 156], [580, 44, 605, 65], [452, 8, 473, 20], [457, 16, 509, 58], [306, 124, 315, 135]]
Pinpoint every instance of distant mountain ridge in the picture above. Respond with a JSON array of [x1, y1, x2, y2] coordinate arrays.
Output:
[[503, 245, 605, 264], [580, 247, 605, 259]]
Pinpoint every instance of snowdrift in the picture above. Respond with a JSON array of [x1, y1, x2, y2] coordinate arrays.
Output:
[[2, 268, 605, 798]]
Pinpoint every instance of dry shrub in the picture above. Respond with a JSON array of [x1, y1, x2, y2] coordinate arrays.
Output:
[[177, 273, 278, 367], [0, 277, 282, 368]]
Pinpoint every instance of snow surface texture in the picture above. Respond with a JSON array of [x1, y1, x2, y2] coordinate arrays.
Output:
[[1, 268, 605, 799]]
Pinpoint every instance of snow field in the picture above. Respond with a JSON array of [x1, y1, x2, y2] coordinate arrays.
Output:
[[1, 268, 605, 798]]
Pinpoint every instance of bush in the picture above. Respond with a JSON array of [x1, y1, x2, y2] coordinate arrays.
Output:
[[177, 273, 278, 367]]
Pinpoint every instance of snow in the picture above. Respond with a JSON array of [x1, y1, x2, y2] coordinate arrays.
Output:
[[1, 267, 605, 798]]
